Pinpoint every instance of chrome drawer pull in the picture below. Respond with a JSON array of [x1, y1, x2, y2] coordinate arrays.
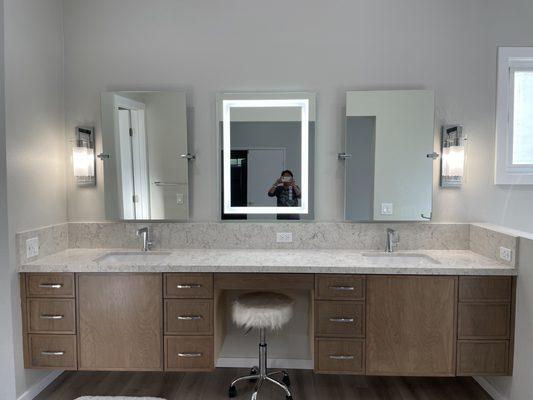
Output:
[[177, 352, 202, 358], [41, 351, 65, 356], [177, 315, 203, 321], [177, 283, 202, 289], [329, 286, 354, 291], [40, 314, 64, 320], [329, 355, 354, 360], [39, 283, 63, 289], [329, 317, 355, 323]]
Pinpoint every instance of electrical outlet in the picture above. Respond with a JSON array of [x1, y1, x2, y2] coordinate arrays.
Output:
[[381, 203, 393, 215], [176, 193, 184, 205], [499, 247, 512, 262], [276, 232, 293, 243], [26, 237, 39, 259]]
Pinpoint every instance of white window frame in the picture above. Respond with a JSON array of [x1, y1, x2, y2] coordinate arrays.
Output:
[[495, 47, 533, 184]]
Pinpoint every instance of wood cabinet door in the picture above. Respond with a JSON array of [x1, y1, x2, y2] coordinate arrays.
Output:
[[77, 274, 162, 370], [366, 275, 457, 376]]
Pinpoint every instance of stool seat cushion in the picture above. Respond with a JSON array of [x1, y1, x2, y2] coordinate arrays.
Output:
[[232, 292, 294, 330]]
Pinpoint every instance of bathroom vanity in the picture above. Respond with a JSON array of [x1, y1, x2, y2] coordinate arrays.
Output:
[[19, 247, 516, 377]]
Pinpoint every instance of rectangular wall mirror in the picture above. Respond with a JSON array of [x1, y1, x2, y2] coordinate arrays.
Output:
[[217, 92, 315, 220], [100, 91, 189, 220], [343, 90, 435, 221]]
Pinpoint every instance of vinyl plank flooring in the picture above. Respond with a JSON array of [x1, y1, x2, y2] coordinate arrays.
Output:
[[34, 369, 493, 400]]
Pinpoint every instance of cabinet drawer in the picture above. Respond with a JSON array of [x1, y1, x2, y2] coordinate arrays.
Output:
[[29, 334, 77, 369], [458, 303, 510, 339], [315, 275, 365, 301], [315, 301, 364, 338], [459, 277, 512, 303], [314, 338, 364, 374], [457, 340, 509, 376], [28, 299, 75, 334], [165, 299, 213, 335], [165, 336, 213, 371], [164, 274, 213, 299], [26, 273, 75, 298]]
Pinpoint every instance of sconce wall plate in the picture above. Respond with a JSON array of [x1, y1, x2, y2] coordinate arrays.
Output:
[[440, 125, 466, 188], [73, 126, 96, 186]]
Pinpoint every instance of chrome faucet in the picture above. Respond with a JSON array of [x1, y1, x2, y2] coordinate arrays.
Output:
[[386, 228, 399, 252], [136, 227, 153, 251]]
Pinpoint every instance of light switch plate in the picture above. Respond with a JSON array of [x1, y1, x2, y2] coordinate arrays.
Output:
[[26, 237, 39, 259], [499, 247, 512, 262], [176, 193, 184, 205], [381, 203, 393, 215], [276, 232, 293, 243]]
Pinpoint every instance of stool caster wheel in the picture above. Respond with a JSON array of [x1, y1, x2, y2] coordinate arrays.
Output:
[[249, 366, 259, 382], [282, 372, 291, 387], [228, 385, 237, 398]]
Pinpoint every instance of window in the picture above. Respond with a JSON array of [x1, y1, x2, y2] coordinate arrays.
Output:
[[495, 47, 533, 184]]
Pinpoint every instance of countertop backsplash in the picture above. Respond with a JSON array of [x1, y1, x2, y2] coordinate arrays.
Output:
[[16, 221, 519, 267]]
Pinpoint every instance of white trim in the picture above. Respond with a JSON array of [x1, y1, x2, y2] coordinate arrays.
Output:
[[17, 370, 62, 400], [474, 377, 508, 400], [495, 47, 533, 184], [222, 97, 310, 215], [216, 357, 313, 370]]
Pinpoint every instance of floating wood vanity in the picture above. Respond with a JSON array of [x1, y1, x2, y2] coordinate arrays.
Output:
[[20, 272, 516, 377]]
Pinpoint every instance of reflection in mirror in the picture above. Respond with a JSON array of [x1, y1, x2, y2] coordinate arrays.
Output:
[[100, 91, 189, 220], [218, 93, 315, 220], [344, 90, 435, 221]]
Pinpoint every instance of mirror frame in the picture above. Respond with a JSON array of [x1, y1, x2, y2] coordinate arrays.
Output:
[[219, 93, 314, 216]]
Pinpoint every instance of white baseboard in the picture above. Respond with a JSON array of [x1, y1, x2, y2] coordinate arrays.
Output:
[[17, 370, 63, 400], [474, 377, 508, 400], [216, 357, 313, 370]]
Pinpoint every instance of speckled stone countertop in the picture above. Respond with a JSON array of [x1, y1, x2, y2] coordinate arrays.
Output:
[[19, 248, 517, 275]]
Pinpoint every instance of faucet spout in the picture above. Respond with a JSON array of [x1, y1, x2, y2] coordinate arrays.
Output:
[[136, 227, 153, 251], [386, 228, 399, 252]]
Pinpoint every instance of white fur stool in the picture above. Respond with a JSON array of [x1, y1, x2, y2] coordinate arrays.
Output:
[[229, 292, 294, 400]]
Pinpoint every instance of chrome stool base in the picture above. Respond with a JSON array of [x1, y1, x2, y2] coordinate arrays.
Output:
[[228, 328, 293, 400]]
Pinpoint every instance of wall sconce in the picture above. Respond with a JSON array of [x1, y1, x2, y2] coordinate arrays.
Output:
[[72, 126, 96, 186], [440, 125, 466, 187]]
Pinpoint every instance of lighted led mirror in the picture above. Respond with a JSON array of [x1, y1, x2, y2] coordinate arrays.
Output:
[[217, 93, 316, 220]]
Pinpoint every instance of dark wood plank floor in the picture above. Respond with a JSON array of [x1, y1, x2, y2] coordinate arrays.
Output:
[[34, 369, 493, 400]]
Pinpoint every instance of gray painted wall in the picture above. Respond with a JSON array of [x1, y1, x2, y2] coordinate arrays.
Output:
[[0, 0, 17, 398], [62, 0, 533, 233], [4, 0, 66, 397]]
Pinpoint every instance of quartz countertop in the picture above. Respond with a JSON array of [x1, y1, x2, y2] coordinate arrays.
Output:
[[18, 248, 517, 276]]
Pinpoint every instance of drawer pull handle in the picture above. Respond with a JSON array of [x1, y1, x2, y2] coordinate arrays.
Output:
[[41, 351, 65, 356], [38, 283, 63, 289], [329, 317, 355, 323], [329, 355, 354, 360], [329, 286, 354, 291], [40, 314, 64, 320], [177, 284, 202, 289], [177, 352, 203, 358], [177, 315, 203, 321]]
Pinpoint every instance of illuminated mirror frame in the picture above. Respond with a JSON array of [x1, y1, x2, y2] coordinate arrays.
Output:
[[221, 96, 310, 215]]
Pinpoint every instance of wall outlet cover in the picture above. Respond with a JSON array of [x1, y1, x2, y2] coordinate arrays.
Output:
[[276, 232, 293, 243], [381, 203, 394, 215], [26, 237, 39, 259], [176, 193, 184, 205], [499, 247, 512, 262]]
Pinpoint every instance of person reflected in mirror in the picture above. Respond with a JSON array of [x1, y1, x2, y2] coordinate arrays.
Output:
[[268, 170, 301, 220]]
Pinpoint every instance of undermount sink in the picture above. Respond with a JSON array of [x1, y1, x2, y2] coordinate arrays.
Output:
[[361, 252, 440, 264], [94, 251, 172, 263]]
